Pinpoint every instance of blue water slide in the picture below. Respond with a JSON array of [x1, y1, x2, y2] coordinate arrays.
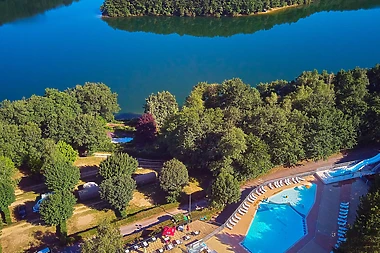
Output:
[[347, 153, 380, 172]]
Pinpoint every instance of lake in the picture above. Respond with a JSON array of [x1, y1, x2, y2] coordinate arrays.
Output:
[[1, 0, 380, 114]]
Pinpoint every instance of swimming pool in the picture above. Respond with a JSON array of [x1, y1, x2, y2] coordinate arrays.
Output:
[[242, 184, 317, 253]]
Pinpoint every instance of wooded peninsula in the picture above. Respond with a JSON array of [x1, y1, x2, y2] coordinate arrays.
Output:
[[101, 0, 310, 17]]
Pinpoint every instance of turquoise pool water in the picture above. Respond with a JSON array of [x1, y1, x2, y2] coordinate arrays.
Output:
[[242, 184, 317, 253]]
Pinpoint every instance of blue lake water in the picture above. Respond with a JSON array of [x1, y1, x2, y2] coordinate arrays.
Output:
[[242, 184, 317, 253], [1, 0, 380, 114]]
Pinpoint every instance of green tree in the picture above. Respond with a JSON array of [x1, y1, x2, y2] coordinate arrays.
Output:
[[71, 114, 110, 154], [144, 91, 178, 129], [211, 170, 240, 208], [99, 153, 138, 180], [0, 156, 15, 181], [42, 156, 80, 192], [39, 190, 77, 238], [81, 220, 124, 253], [0, 180, 15, 224], [159, 159, 189, 202], [56, 141, 78, 163], [334, 68, 369, 128], [236, 134, 273, 180], [67, 83, 120, 121], [99, 175, 136, 217]]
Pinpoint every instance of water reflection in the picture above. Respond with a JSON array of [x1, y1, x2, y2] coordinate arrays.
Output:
[[103, 0, 380, 37], [0, 0, 79, 26]]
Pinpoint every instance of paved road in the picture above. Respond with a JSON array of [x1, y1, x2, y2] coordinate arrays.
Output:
[[119, 199, 208, 236]]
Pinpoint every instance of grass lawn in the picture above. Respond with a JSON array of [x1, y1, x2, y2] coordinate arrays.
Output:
[[74, 156, 106, 167]]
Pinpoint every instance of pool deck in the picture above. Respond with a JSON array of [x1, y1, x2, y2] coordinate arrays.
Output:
[[206, 175, 369, 253]]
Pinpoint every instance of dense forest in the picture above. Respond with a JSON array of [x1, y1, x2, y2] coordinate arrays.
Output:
[[101, 0, 310, 17], [104, 0, 380, 36], [137, 64, 380, 207], [0, 0, 78, 26], [336, 176, 380, 252]]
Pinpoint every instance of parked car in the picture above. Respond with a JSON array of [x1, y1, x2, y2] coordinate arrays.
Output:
[[17, 204, 27, 219], [33, 193, 52, 213], [36, 247, 51, 253]]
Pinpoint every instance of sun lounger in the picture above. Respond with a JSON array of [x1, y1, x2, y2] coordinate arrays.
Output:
[[338, 229, 346, 234], [292, 178, 297, 184], [338, 237, 347, 242], [286, 179, 291, 185], [273, 182, 278, 188], [241, 206, 249, 212], [234, 213, 241, 220], [243, 203, 250, 209], [339, 212, 348, 216], [339, 215, 347, 219], [247, 198, 254, 204], [339, 227, 348, 231], [231, 217, 239, 223], [338, 221, 347, 226], [335, 243, 340, 248], [226, 223, 233, 230], [338, 233, 345, 238], [261, 186, 267, 193], [340, 207, 349, 211], [244, 201, 250, 206], [341, 202, 349, 206], [280, 180, 284, 187], [340, 204, 349, 209], [229, 219, 236, 226], [238, 209, 246, 215], [268, 183, 274, 189], [297, 177, 305, 181], [256, 189, 262, 195], [338, 218, 347, 222]]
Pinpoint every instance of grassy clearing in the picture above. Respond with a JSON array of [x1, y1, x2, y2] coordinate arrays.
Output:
[[74, 156, 106, 167], [1, 224, 56, 253], [183, 178, 203, 195]]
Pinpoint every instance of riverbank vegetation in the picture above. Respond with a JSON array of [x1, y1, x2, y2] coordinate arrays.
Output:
[[103, 0, 380, 37], [101, 0, 310, 17]]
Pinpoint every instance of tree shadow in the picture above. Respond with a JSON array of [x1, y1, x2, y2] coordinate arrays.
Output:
[[334, 145, 380, 164], [25, 230, 60, 253], [213, 232, 247, 252], [214, 187, 251, 224], [17, 172, 46, 194], [138, 183, 167, 205], [12, 200, 44, 226]]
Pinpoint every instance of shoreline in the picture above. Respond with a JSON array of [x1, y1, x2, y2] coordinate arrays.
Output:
[[101, 3, 305, 19]]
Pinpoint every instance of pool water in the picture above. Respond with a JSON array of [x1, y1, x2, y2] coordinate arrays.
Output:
[[242, 184, 317, 253]]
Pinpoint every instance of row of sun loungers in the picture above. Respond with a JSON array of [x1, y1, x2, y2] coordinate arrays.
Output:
[[268, 177, 305, 190], [335, 202, 350, 248], [226, 176, 306, 230]]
